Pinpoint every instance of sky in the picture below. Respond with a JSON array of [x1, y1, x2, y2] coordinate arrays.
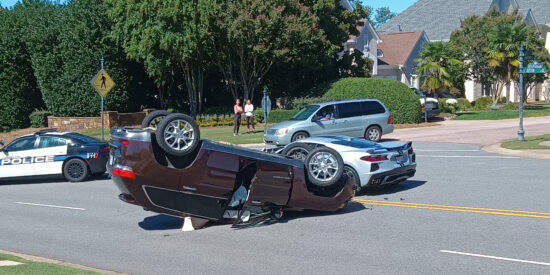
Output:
[[2, 0, 418, 13], [363, 0, 418, 14]]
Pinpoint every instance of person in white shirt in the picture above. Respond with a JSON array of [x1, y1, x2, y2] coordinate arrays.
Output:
[[244, 99, 255, 134]]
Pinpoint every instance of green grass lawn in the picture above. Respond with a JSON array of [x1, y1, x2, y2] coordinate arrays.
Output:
[[501, 134, 550, 150], [0, 253, 99, 275], [82, 125, 266, 144], [454, 105, 550, 120]]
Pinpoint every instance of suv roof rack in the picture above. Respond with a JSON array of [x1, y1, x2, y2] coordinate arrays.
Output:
[[34, 129, 58, 135]]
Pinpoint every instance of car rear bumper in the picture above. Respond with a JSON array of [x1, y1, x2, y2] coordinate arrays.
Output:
[[367, 165, 416, 186]]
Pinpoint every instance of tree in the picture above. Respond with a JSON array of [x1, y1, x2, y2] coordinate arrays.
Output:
[[336, 50, 372, 78], [486, 22, 527, 104], [415, 42, 462, 97], [106, 0, 215, 117], [0, 7, 43, 131], [450, 9, 517, 103], [373, 7, 395, 27], [210, 0, 329, 101]]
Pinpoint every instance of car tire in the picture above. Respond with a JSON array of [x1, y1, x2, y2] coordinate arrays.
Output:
[[141, 110, 170, 129], [305, 147, 344, 187], [365, 126, 382, 142], [156, 113, 200, 157], [63, 158, 89, 182], [291, 131, 309, 142], [344, 166, 361, 192], [281, 143, 313, 161]]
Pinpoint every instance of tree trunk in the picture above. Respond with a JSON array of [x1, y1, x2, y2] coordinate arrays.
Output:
[[506, 63, 511, 103], [181, 60, 203, 119]]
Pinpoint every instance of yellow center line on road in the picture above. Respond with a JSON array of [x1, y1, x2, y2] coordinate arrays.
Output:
[[352, 199, 550, 219]]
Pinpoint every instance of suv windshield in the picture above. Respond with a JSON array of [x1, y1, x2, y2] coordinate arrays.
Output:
[[289, 105, 320, 121]]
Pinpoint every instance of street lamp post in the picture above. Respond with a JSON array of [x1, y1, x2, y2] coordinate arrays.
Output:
[[517, 46, 525, 141]]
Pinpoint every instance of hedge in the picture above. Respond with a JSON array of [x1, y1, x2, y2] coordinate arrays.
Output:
[[29, 110, 52, 128], [323, 78, 421, 123], [288, 97, 326, 110], [194, 109, 297, 127]]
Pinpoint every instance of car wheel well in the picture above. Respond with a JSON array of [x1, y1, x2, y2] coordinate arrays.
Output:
[[62, 157, 89, 170]]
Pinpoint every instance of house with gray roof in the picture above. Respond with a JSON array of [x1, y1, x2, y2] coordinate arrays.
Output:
[[378, 0, 550, 102], [378, 0, 550, 41]]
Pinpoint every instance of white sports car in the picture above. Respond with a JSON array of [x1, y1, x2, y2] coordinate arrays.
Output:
[[273, 136, 416, 191]]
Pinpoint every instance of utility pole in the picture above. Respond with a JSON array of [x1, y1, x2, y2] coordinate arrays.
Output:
[[100, 57, 105, 141]]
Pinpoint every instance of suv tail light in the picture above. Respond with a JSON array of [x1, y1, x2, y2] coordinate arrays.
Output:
[[112, 165, 136, 180], [360, 155, 388, 162], [387, 115, 392, 124], [121, 140, 129, 146], [408, 147, 414, 154]]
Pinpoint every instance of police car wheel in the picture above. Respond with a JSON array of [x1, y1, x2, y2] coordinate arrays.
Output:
[[63, 159, 89, 182]]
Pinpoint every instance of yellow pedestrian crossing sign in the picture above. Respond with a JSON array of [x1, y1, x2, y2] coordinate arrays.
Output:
[[90, 69, 115, 97]]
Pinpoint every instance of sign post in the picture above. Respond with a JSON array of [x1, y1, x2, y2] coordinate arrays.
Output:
[[90, 57, 115, 140], [518, 47, 547, 141], [261, 87, 271, 129]]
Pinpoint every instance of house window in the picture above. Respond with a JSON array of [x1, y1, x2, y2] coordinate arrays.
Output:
[[377, 49, 384, 57]]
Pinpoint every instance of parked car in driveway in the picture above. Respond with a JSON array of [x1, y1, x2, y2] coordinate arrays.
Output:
[[108, 112, 354, 228], [0, 130, 109, 182], [268, 136, 416, 192], [412, 88, 440, 119], [263, 98, 394, 145]]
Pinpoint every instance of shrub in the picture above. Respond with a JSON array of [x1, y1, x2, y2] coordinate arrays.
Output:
[[29, 110, 52, 128], [502, 103, 517, 110], [253, 108, 264, 123], [438, 99, 457, 114], [323, 78, 421, 123], [473, 96, 492, 110], [500, 97, 507, 103], [288, 97, 325, 110], [266, 110, 298, 123], [456, 98, 471, 111]]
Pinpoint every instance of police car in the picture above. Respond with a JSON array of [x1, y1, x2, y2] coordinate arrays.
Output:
[[0, 129, 109, 182]]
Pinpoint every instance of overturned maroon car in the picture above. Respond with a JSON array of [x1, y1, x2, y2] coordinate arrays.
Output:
[[108, 112, 354, 228]]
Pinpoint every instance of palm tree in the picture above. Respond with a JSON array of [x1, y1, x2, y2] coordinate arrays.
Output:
[[486, 22, 527, 103], [415, 42, 462, 97]]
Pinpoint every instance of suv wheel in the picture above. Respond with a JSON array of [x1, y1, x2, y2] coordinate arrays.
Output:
[[291, 131, 309, 142], [142, 110, 170, 129], [156, 113, 200, 157]]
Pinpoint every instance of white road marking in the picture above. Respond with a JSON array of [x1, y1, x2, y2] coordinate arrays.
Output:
[[415, 149, 480, 152], [440, 250, 550, 266], [15, 202, 85, 211], [417, 155, 520, 159]]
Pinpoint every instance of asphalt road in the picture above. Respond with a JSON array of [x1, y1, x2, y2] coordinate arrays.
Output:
[[1, 142, 550, 274]]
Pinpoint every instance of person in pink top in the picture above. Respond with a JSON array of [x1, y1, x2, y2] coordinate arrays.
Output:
[[233, 99, 243, 136]]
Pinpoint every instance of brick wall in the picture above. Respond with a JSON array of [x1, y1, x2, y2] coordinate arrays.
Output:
[[47, 109, 154, 131]]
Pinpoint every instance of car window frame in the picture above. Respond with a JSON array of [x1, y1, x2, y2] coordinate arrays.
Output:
[[5, 136, 38, 152], [37, 136, 68, 149]]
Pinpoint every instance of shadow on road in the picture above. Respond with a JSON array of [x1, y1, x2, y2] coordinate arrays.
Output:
[[138, 202, 367, 230], [277, 201, 367, 224], [139, 214, 183, 230], [357, 180, 427, 196]]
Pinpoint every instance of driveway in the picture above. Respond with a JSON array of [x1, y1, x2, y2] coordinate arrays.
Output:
[[385, 116, 550, 145]]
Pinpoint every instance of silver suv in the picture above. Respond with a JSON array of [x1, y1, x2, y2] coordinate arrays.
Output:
[[264, 98, 394, 145]]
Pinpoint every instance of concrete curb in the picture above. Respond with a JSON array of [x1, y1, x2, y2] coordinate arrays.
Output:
[[482, 143, 550, 160], [0, 249, 126, 275]]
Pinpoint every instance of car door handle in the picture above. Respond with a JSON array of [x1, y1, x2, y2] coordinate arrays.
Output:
[[182, 185, 197, 191]]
